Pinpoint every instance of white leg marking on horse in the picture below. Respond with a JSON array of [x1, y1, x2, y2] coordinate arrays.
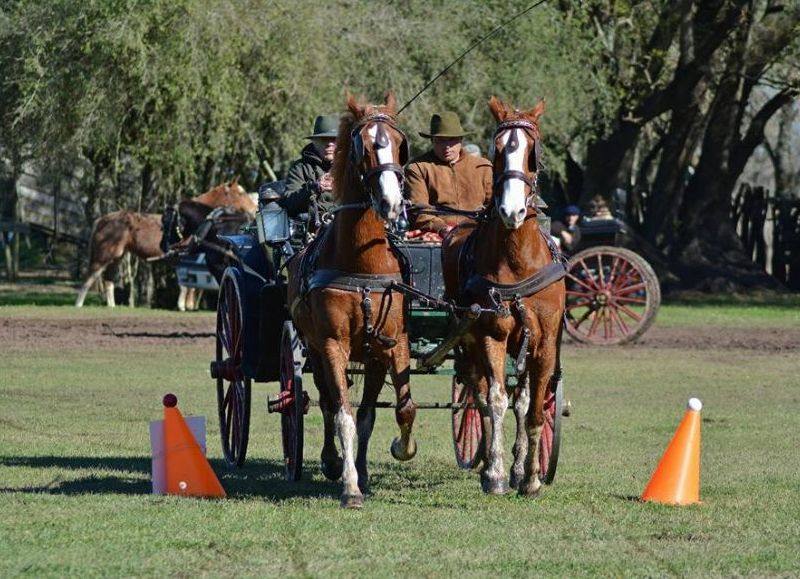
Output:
[[335, 407, 360, 496], [511, 383, 530, 486], [177, 286, 187, 311], [104, 281, 116, 307], [486, 377, 508, 482]]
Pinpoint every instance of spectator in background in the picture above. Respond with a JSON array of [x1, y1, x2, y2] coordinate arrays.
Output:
[[281, 115, 338, 218], [551, 204, 582, 253]]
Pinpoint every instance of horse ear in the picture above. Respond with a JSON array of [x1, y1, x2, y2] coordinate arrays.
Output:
[[488, 96, 508, 122], [384, 90, 397, 113], [230, 175, 240, 188], [346, 91, 362, 117], [528, 99, 545, 122]]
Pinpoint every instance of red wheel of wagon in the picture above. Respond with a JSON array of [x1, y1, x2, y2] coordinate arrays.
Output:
[[213, 269, 251, 468], [279, 321, 305, 481], [539, 373, 563, 484], [565, 246, 660, 345], [452, 377, 485, 469]]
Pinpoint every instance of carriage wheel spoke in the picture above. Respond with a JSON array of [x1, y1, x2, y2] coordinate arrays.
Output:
[[616, 302, 643, 322], [576, 259, 602, 290], [566, 272, 597, 294]]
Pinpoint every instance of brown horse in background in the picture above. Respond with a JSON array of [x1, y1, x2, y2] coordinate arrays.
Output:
[[287, 91, 415, 508], [75, 179, 256, 307], [74, 211, 163, 307], [442, 97, 565, 496]]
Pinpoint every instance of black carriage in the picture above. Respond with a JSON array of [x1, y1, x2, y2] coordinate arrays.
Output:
[[210, 182, 566, 484]]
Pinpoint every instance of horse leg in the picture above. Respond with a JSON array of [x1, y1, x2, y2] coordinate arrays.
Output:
[[518, 340, 558, 497], [388, 339, 417, 461], [479, 336, 511, 495], [319, 338, 362, 508], [75, 266, 106, 307], [103, 280, 116, 307], [510, 372, 530, 490], [177, 285, 188, 311], [355, 360, 385, 494], [309, 347, 342, 481]]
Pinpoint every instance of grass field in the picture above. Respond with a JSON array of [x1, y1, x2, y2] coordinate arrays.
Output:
[[1, 302, 799, 577]]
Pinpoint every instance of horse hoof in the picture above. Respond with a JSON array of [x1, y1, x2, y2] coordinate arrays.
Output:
[[562, 399, 572, 417], [517, 478, 542, 497], [482, 478, 512, 495], [340, 493, 364, 509], [321, 457, 344, 481], [509, 469, 524, 490], [390, 437, 417, 461]]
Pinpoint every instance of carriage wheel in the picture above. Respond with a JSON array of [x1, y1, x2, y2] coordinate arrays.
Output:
[[214, 270, 251, 468], [279, 321, 305, 481], [565, 246, 661, 345], [452, 377, 485, 469], [538, 373, 563, 484]]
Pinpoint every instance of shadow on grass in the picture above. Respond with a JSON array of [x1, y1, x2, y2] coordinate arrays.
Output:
[[0, 454, 339, 501]]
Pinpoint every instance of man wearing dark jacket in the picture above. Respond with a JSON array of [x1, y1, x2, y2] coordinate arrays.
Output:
[[281, 115, 339, 218]]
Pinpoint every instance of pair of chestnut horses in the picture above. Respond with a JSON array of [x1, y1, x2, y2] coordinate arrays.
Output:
[[288, 92, 564, 508]]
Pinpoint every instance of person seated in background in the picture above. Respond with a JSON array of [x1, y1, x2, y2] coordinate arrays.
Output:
[[405, 112, 492, 242], [585, 195, 613, 220], [281, 114, 338, 219], [551, 204, 582, 253]]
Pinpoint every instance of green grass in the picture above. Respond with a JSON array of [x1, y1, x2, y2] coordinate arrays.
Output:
[[1, 306, 799, 577]]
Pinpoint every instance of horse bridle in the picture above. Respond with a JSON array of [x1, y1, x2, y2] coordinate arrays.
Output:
[[493, 119, 541, 209], [350, 113, 409, 207]]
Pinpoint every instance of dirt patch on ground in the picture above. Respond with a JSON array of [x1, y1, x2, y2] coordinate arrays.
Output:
[[567, 324, 800, 352], [2, 311, 798, 353], [0, 314, 217, 351]]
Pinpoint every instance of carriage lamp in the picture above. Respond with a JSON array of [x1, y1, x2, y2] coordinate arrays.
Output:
[[256, 182, 291, 244]]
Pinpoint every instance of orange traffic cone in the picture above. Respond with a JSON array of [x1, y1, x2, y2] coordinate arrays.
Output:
[[162, 393, 226, 498], [641, 398, 702, 505]]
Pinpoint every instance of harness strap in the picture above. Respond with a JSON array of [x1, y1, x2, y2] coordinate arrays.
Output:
[[306, 269, 404, 293], [464, 261, 566, 301]]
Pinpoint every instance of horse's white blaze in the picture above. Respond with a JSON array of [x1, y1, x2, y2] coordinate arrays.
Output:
[[335, 407, 360, 496], [368, 125, 403, 220], [499, 128, 529, 229]]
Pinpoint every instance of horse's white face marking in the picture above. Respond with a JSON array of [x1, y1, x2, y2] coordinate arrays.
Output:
[[498, 128, 529, 230], [367, 124, 403, 222]]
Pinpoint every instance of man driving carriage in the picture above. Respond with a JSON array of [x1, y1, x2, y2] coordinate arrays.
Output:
[[281, 114, 339, 219], [405, 111, 493, 241]]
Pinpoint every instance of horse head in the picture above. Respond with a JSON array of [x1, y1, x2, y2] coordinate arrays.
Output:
[[333, 90, 408, 223], [160, 206, 185, 252], [194, 177, 257, 216], [488, 96, 545, 230]]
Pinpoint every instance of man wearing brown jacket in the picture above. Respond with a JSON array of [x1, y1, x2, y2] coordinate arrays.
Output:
[[405, 112, 493, 241]]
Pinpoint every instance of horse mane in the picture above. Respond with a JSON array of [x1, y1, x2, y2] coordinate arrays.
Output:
[[331, 92, 399, 203], [331, 111, 358, 203]]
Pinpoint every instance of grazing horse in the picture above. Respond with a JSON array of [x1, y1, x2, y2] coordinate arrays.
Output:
[[442, 97, 566, 496], [75, 211, 163, 307], [287, 91, 415, 508]]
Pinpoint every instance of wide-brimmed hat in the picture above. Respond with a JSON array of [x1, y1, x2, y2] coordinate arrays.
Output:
[[419, 112, 468, 138], [306, 115, 339, 139]]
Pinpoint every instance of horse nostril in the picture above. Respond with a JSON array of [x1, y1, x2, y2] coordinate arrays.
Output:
[[516, 207, 526, 219]]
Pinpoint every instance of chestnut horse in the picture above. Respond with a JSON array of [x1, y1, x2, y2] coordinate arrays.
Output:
[[75, 179, 255, 307], [442, 97, 566, 496], [287, 91, 415, 508]]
